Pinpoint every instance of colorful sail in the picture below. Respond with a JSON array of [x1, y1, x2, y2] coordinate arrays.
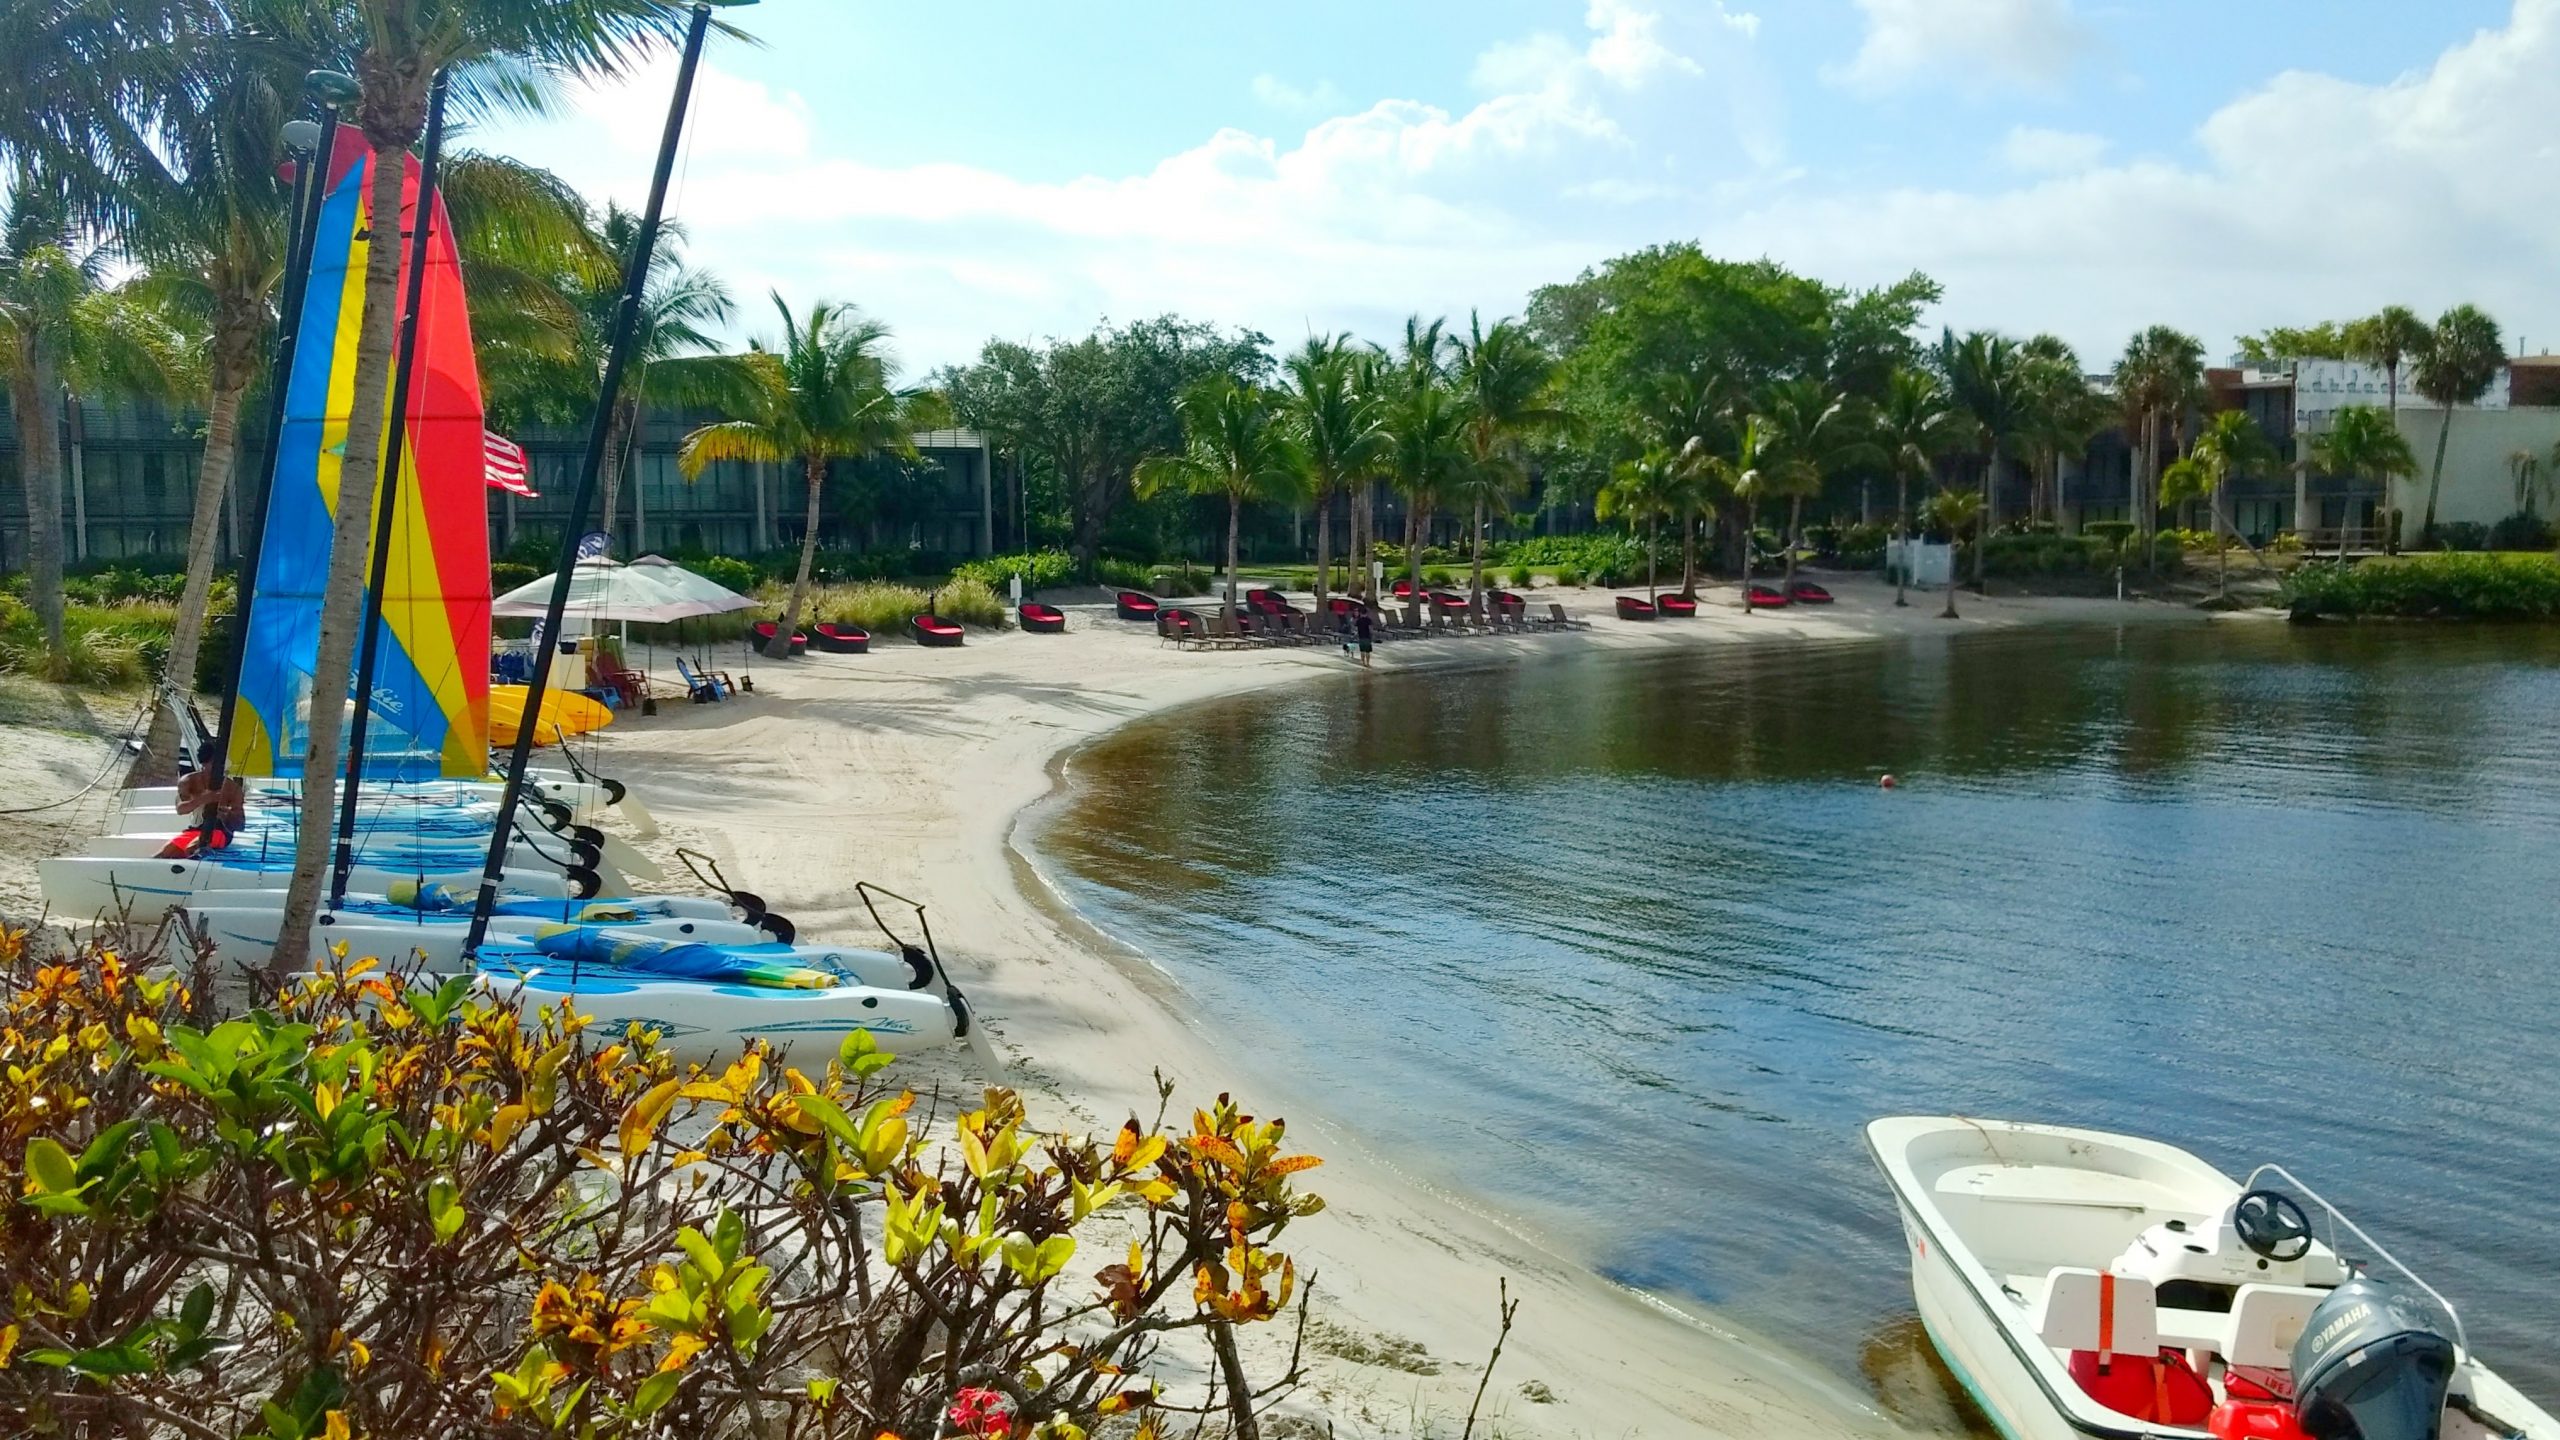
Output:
[[228, 128, 492, 780]]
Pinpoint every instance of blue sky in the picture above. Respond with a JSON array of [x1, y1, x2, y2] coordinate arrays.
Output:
[[478, 0, 2554, 375]]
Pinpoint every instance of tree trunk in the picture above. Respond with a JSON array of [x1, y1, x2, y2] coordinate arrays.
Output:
[[134, 368, 252, 783], [1785, 495, 1803, 596], [9, 348, 68, 655], [2216, 471, 2230, 600], [1224, 493, 1241, 610], [1680, 511, 1698, 597], [1468, 494, 1486, 611], [596, 399, 633, 555], [271, 137, 414, 980], [2421, 402, 2454, 545], [1071, 469, 1107, 573], [773, 451, 825, 653], [2143, 411, 2162, 577], [1312, 485, 1332, 612], [1404, 503, 1422, 595], [1736, 502, 1754, 610], [1894, 471, 1911, 607], [1349, 479, 1371, 600], [1973, 450, 1991, 594], [1646, 514, 1658, 599]]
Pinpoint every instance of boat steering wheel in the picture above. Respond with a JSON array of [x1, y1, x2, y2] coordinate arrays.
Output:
[[2233, 1189, 2314, 1263]]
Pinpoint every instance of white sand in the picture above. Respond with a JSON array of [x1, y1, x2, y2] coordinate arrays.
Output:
[[584, 579, 2205, 1438], [0, 580, 2210, 1436]]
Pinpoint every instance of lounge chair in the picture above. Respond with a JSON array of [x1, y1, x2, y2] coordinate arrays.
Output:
[[1018, 603, 1067, 634], [1541, 602, 1579, 630], [1655, 592, 1699, 618], [910, 613, 966, 647], [1116, 590, 1163, 622], [811, 622, 869, 653], [675, 656, 731, 702], [751, 620, 809, 656], [1615, 596, 1658, 621], [1788, 579, 1835, 604], [592, 646, 650, 706], [1158, 608, 1200, 648], [1746, 584, 1791, 609]]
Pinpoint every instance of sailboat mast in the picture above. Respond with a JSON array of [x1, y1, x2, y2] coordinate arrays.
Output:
[[330, 71, 451, 906], [201, 81, 348, 797], [463, 2, 723, 954]]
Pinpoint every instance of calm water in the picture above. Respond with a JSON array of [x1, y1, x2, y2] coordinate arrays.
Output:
[[1034, 623, 2560, 1423]]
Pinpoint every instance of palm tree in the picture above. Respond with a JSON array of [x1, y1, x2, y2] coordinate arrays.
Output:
[[2310, 405, 2417, 561], [1927, 488, 1984, 619], [1133, 377, 1304, 610], [1641, 366, 1738, 598], [1281, 334, 1383, 612], [1875, 367, 1957, 607], [2345, 305, 2427, 425], [682, 296, 937, 654], [1753, 378, 1876, 602], [0, 181, 187, 655], [261, 0, 691, 977], [2161, 409, 2277, 600], [2410, 304, 2504, 546], [2116, 326, 2206, 566], [1596, 447, 1682, 601], [1378, 376, 1467, 598], [1941, 329, 2035, 594], [2018, 335, 2102, 528], [1447, 313, 1560, 610], [569, 207, 736, 554]]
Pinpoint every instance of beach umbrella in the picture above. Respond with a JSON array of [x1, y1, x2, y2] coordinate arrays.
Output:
[[488, 685, 614, 746], [492, 556, 697, 624], [628, 554, 756, 617]]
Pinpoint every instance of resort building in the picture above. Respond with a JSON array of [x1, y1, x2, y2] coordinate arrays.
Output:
[[0, 400, 998, 570]]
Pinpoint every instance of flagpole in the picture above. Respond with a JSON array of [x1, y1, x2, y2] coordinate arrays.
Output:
[[464, 2, 725, 954], [329, 72, 451, 905]]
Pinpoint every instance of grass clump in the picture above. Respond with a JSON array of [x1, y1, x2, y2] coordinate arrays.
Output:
[[1307, 1318, 1443, 1375], [953, 549, 1075, 591], [0, 596, 171, 688]]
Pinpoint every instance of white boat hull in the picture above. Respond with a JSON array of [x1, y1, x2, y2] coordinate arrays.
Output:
[[113, 773, 610, 824], [176, 906, 773, 973], [79, 833, 578, 873], [476, 962, 964, 1064], [39, 856, 571, 922]]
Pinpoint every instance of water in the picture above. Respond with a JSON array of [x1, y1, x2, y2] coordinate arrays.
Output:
[[1033, 622, 2560, 1422]]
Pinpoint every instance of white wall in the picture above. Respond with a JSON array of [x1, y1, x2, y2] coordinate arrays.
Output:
[[2386, 406, 2560, 530]]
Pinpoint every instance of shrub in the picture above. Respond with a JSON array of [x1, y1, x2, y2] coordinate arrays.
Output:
[[2487, 511, 2556, 551], [1096, 557, 1153, 592], [2283, 552, 2560, 619], [692, 555, 762, 598], [933, 575, 1007, 626], [490, 561, 542, 595], [2082, 520, 2137, 545], [1422, 566, 1453, 588], [951, 549, 1075, 593], [1553, 565, 1585, 587], [0, 928, 1325, 1440], [1506, 562, 1535, 589], [826, 583, 932, 635], [1149, 562, 1213, 597], [2434, 520, 2491, 552], [0, 598, 168, 688]]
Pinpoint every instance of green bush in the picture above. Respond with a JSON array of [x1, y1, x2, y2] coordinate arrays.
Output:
[[0, 597, 168, 687], [1506, 562, 1535, 588], [2082, 520, 2137, 545], [1554, 565, 1585, 587], [1097, 557, 1154, 592], [1421, 566, 1453, 588], [2283, 552, 2560, 618], [690, 555, 761, 597], [2433, 521, 2491, 552], [1150, 563, 1213, 597], [825, 583, 933, 635], [490, 561, 542, 595], [2488, 511, 2556, 551], [952, 549, 1075, 592], [934, 576, 1007, 626]]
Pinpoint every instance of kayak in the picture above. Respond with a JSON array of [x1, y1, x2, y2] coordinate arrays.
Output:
[[39, 854, 576, 921], [473, 951, 964, 1064]]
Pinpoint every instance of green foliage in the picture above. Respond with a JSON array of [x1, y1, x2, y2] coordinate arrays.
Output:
[[1422, 566, 1453, 588], [2082, 520, 2138, 545], [2433, 521, 2490, 552], [692, 555, 762, 597], [489, 561, 541, 596], [1506, 562, 1535, 588], [0, 929, 1325, 1440], [2284, 553, 2560, 618], [934, 576, 1006, 626], [2234, 321, 2353, 364], [1973, 535, 2121, 577], [2488, 511, 2556, 551], [951, 549, 1076, 592], [1095, 557, 1153, 592], [1150, 562, 1214, 597], [1553, 565, 1586, 587], [0, 596, 168, 687]]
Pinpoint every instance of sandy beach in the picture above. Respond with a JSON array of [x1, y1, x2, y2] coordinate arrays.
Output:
[[0, 578, 2211, 1437]]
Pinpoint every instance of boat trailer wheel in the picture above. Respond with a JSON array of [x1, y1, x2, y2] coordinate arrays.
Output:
[[2234, 1189, 2313, 1263]]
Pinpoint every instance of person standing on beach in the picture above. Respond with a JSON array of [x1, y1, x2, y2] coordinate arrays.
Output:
[[1353, 604, 1374, 666]]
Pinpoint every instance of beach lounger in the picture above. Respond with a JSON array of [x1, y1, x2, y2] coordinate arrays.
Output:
[[675, 656, 731, 702]]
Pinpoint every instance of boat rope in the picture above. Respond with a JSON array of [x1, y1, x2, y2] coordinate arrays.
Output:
[[0, 693, 154, 816]]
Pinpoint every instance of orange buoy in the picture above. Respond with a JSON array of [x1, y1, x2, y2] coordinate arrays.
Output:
[[1880, 774, 1898, 789]]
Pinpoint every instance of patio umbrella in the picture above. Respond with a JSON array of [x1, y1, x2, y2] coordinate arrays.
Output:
[[627, 554, 756, 617], [491, 556, 698, 625]]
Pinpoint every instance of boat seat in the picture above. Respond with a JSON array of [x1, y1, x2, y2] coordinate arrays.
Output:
[[2226, 1284, 2325, 1370], [2034, 1268, 2161, 1357]]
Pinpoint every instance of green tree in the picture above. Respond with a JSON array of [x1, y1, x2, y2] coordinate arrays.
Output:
[[2018, 334, 2103, 529], [2114, 325, 2205, 567], [1280, 333, 1383, 611], [2345, 305, 2428, 421], [2235, 322, 2352, 365], [1133, 377, 1304, 610], [1751, 377, 1876, 602], [1925, 487, 1984, 618], [1596, 446, 1682, 600], [2309, 404, 2417, 560], [2161, 408, 2278, 600], [1873, 366, 1957, 608], [1447, 313, 1560, 610], [1941, 329, 2034, 594], [261, 0, 692, 978], [2410, 303, 2504, 546], [0, 182, 187, 655], [682, 296, 938, 651], [1643, 367, 1740, 597], [1378, 374, 1467, 597]]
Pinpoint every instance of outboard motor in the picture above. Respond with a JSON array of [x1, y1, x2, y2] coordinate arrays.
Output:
[[2292, 1279, 2455, 1440]]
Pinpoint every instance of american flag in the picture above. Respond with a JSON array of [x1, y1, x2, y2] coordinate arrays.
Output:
[[483, 429, 535, 497]]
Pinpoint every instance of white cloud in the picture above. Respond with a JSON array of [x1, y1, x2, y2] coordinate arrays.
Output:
[[2000, 125, 2108, 174], [1830, 0, 2090, 97], [1730, 0, 2560, 364], [1250, 74, 1347, 114]]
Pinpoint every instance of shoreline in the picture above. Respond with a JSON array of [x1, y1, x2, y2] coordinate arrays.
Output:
[[0, 579, 2213, 1437]]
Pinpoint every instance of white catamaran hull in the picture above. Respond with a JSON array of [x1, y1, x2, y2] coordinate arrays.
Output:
[[39, 856, 572, 922], [112, 774, 610, 824], [476, 963, 963, 1064], [176, 907, 773, 973]]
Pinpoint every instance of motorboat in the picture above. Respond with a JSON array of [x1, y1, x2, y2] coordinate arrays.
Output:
[[1866, 1117, 2557, 1440]]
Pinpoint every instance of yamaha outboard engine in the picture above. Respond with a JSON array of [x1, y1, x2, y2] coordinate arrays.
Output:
[[2292, 1278, 2456, 1440]]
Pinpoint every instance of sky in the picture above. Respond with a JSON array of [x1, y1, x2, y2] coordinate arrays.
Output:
[[473, 0, 2560, 378]]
